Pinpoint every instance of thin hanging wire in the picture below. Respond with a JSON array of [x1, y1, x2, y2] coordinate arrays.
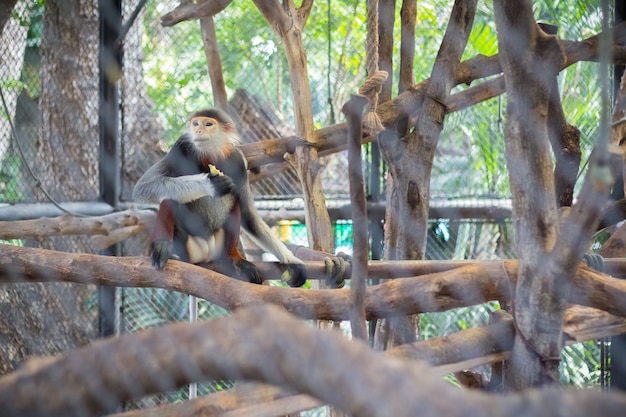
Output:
[[0, 84, 89, 217], [327, 0, 336, 124]]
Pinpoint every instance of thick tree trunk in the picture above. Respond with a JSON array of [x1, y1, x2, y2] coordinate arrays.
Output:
[[0, 0, 99, 375], [38, 0, 99, 201], [493, 0, 617, 389], [0, 0, 18, 35], [376, 0, 476, 349], [494, 0, 563, 389]]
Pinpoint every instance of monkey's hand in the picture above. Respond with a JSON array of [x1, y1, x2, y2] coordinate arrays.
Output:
[[282, 263, 307, 287], [150, 239, 173, 270], [208, 173, 234, 196]]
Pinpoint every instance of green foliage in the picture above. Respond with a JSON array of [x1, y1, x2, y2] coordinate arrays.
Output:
[[0, 155, 24, 202], [142, 0, 369, 136], [560, 341, 603, 387], [420, 303, 500, 340]]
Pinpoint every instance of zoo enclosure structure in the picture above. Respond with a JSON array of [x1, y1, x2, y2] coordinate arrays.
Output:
[[2, 0, 626, 415]]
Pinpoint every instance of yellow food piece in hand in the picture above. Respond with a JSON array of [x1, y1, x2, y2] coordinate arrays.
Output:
[[207, 164, 223, 176]]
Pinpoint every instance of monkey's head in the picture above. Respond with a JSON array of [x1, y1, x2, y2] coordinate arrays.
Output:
[[189, 108, 240, 159]]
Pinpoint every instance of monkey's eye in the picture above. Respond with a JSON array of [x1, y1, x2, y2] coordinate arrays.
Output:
[[192, 120, 200, 126], [205, 121, 214, 127]]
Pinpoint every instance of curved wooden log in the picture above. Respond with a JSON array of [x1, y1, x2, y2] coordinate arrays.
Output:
[[1, 244, 626, 321], [2, 304, 626, 417]]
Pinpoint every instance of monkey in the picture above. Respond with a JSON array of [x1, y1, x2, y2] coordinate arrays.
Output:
[[133, 108, 307, 287]]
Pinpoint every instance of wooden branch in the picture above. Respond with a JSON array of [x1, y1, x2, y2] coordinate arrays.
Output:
[[3, 244, 626, 322], [252, 0, 289, 33], [107, 305, 626, 417], [0, 207, 153, 243], [343, 94, 369, 340], [0, 201, 516, 245], [3, 304, 626, 417], [201, 15, 229, 112], [237, 23, 626, 170], [109, 382, 322, 417], [298, 0, 314, 23], [160, 0, 233, 27], [398, 0, 416, 93]]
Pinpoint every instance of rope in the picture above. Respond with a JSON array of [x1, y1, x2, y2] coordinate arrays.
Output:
[[324, 253, 350, 289], [357, 0, 388, 135]]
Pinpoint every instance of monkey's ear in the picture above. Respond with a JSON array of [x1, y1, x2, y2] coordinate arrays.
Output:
[[282, 264, 307, 287]]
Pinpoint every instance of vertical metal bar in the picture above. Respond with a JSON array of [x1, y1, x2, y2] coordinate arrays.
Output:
[[189, 295, 198, 399], [98, 0, 122, 338], [611, 0, 626, 393]]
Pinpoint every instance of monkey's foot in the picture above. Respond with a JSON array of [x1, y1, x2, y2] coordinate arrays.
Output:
[[233, 259, 264, 285], [150, 239, 173, 270], [282, 263, 307, 287]]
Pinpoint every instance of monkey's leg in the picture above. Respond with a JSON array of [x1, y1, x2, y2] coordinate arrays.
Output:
[[208, 257, 263, 284], [150, 200, 178, 270]]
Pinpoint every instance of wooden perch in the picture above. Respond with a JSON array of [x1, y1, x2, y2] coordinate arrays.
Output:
[[0, 203, 623, 249], [160, 0, 233, 27], [344, 93, 369, 340], [2, 244, 626, 322], [0, 208, 154, 250], [106, 305, 625, 417], [109, 382, 321, 417], [2, 304, 626, 417]]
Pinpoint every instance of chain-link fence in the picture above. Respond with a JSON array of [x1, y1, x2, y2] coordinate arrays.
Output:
[[0, 0, 613, 412]]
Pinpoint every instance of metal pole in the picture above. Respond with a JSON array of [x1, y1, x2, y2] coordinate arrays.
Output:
[[611, 0, 626, 392], [189, 295, 198, 399], [98, 0, 122, 338]]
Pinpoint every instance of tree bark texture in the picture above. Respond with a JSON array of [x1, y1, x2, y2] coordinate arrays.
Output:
[[376, 0, 477, 350], [200, 15, 229, 112], [0, 0, 99, 376], [2, 304, 626, 417], [0, 0, 18, 36], [4, 244, 626, 325], [398, 0, 416, 94], [343, 94, 369, 340], [253, 0, 333, 254], [494, 0, 563, 389], [38, 0, 99, 201], [492, 0, 617, 390], [88, 306, 626, 417], [120, 0, 166, 203]]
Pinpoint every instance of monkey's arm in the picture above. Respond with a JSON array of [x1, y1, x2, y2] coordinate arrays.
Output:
[[133, 160, 223, 204]]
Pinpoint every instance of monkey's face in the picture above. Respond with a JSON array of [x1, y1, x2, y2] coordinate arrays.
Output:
[[191, 116, 220, 141], [190, 116, 239, 157]]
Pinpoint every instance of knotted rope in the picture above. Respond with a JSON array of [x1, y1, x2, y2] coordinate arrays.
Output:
[[358, 0, 388, 135]]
